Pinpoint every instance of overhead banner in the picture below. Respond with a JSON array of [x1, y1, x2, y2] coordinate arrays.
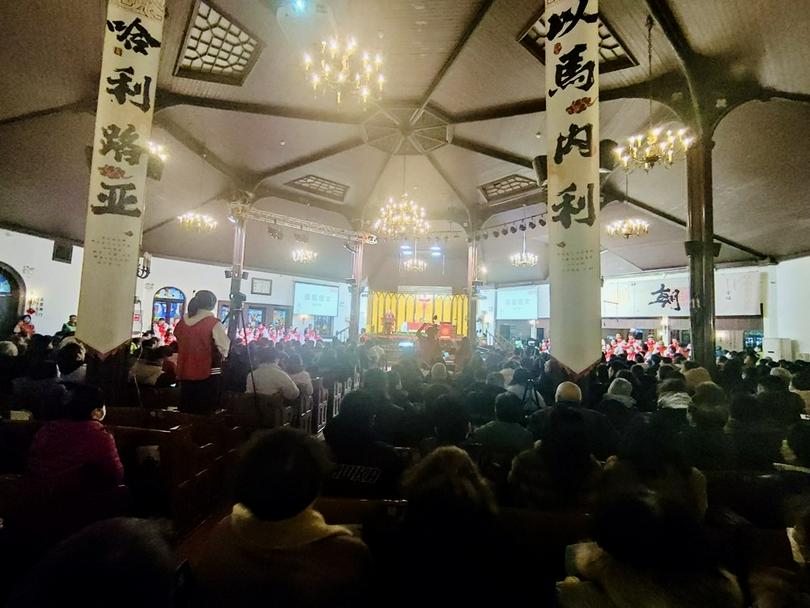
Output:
[[76, 0, 164, 355], [545, 0, 601, 374]]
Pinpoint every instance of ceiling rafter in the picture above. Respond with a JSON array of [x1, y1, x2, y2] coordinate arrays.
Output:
[[155, 91, 364, 125], [602, 185, 770, 260], [450, 136, 533, 169], [142, 191, 228, 236], [424, 152, 475, 228], [255, 183, 354, 219], [154, 115, 251, 186], [253, 137, 367, 187], [410, 0, 496, 125], [356, 152, 395, 222], [0, 99, 95, 128]]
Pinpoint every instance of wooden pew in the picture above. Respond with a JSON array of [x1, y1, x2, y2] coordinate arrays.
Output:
[[311, 378, 328, 436]]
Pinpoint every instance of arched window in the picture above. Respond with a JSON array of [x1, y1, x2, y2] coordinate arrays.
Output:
[[152, 286, 186, 328], [0, 262, 25, 337]]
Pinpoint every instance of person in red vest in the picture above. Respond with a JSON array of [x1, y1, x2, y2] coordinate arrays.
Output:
[[174, 290, 230, 414]]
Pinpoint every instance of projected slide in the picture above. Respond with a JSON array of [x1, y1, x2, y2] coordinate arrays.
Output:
[[294, 282, 339, 317], [497, 286, 539, 320]]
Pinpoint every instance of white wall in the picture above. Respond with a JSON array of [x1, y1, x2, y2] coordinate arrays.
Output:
[[774, 256, 810, 358], [0, 230, 83, 335], [0, 230, 350, 337]]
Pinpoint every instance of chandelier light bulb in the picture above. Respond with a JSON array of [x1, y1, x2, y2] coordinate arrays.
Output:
[[606, 218, 650, 239], [304, 35, 384, 105], [292, 246, 318, 263], [177, 212, 217, 233]]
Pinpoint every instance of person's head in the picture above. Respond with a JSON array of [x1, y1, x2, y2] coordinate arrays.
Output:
[[658, 377, 688, 396], [56, 342, 85, 375], [285, 353, 304, 375], [758, 374, 788, 394], [430, 362, 448, 382], [682, 360, 700, 371], [657, 363, 676, 382], [0, 340, 18, 357], [683, 367, 712, 394], [769, 366, 793, 389], [8, 518, 177, 608], [234, 428, 331, 521], [593, 490, 711, 571], [187, 290, 217, 316], [433, 394, 471, 444], [362, 368, 388, 396], [20, 314, 31, 324], [509, 367, 531, 386], [62, 383, 106, 422], [607, 377, 633, 398], [494, 392, 524, 424], [255, 347, 279, 366], [555, 381, 582, 405], [401, 446, 496, 522], [792, 370, 810, 392], [787, 421, 810, 468], [689, 383, 729, 429], [729, 393, 763, 423], [485, 371, 505, 388], [618, 414, 691, 478], [68, 314, 77, 325]]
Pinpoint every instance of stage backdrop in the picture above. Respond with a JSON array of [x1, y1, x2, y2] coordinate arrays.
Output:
[[368, 291, 468, 337]]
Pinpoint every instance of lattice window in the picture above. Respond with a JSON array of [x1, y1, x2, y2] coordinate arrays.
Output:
[[518, 11, 637, 74], [155, 287, 186, 301], [285, 175, 349, 202], [479, 174, 539, 204], [174, 0, 262, 85]]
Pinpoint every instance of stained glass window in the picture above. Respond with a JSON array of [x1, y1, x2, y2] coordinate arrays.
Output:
[[155, 286, 185, 301]]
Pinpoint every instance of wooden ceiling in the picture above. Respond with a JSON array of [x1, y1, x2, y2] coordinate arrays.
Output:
[[0, 0, 808, 284]]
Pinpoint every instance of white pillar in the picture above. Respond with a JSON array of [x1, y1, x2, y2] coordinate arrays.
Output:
[[545, 0, 601, 375], [77, 0, 165, 355]]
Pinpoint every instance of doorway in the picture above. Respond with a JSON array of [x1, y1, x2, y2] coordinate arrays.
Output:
[[0, 262, 24, 337], [152, 286, 186, 328]]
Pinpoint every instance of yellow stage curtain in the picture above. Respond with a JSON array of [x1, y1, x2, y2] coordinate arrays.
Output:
[[368, 291, 468, 336]]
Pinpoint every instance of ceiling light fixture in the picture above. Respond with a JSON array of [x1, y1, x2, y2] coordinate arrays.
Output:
[[373, 156, 429, 240], [177, 211, 217, 233], [402, 257, 427, 272], [606, 218, 650, 239], [613, 15, 692, 172], [292, 245, 318, 263], [510, 230, 538, 268], [303, 35, 384, 105]]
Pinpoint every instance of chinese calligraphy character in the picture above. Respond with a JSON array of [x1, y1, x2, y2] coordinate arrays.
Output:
[[648, 284, 681, 311], [99, 123, 143, 165], [551, 182, 596, 228], [554, 123, 593, 164], [106, 17, 160, 55], [546, 0, 597, 41], [106, 67, 152, 112], [549, 44, 595, 97], [92, 182, 142, 217]]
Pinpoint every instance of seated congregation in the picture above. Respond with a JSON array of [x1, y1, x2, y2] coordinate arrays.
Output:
[[1, 329, 810, 607]]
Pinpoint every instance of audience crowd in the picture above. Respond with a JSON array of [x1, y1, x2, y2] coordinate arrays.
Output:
[[2, 322, 810, 607]]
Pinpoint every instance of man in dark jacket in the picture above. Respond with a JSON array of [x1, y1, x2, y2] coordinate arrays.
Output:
[[529, 381, 618, 460]]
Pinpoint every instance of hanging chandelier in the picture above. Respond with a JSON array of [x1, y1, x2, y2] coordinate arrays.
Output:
[[606, 218, 650, 239], [292, 246, 318, 263], [177, 212, 217, 233], [373, 156, 429, 240], [510, 231, 538, 268], [402, 257, 427, 272], [303, 35, 384, 105], [613, 15, 693, 172]]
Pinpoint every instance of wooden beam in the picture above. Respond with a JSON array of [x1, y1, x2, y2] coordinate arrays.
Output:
[[154, 116, 251, 185], [450, 136, 533, 168], [155, 91, 364, 125], [411, 0, 496, 124], [253, 138, 366, 187], [0, 99, 95, 128], [602, 185, 770, 260], [356, 152, 394, 222]]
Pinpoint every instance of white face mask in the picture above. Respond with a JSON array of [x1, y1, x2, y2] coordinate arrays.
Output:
[[92, 405, 107, 422]]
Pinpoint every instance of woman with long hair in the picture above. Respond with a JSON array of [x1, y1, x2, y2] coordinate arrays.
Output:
[[173, 290, 229, 414]]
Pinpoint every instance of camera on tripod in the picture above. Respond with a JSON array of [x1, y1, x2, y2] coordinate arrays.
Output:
[[229, 291, 247, 310]]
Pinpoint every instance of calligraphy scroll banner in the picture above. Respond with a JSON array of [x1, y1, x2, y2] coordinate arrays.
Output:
[[545, 0, 601, 374], [76, 0, 164, 356]]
